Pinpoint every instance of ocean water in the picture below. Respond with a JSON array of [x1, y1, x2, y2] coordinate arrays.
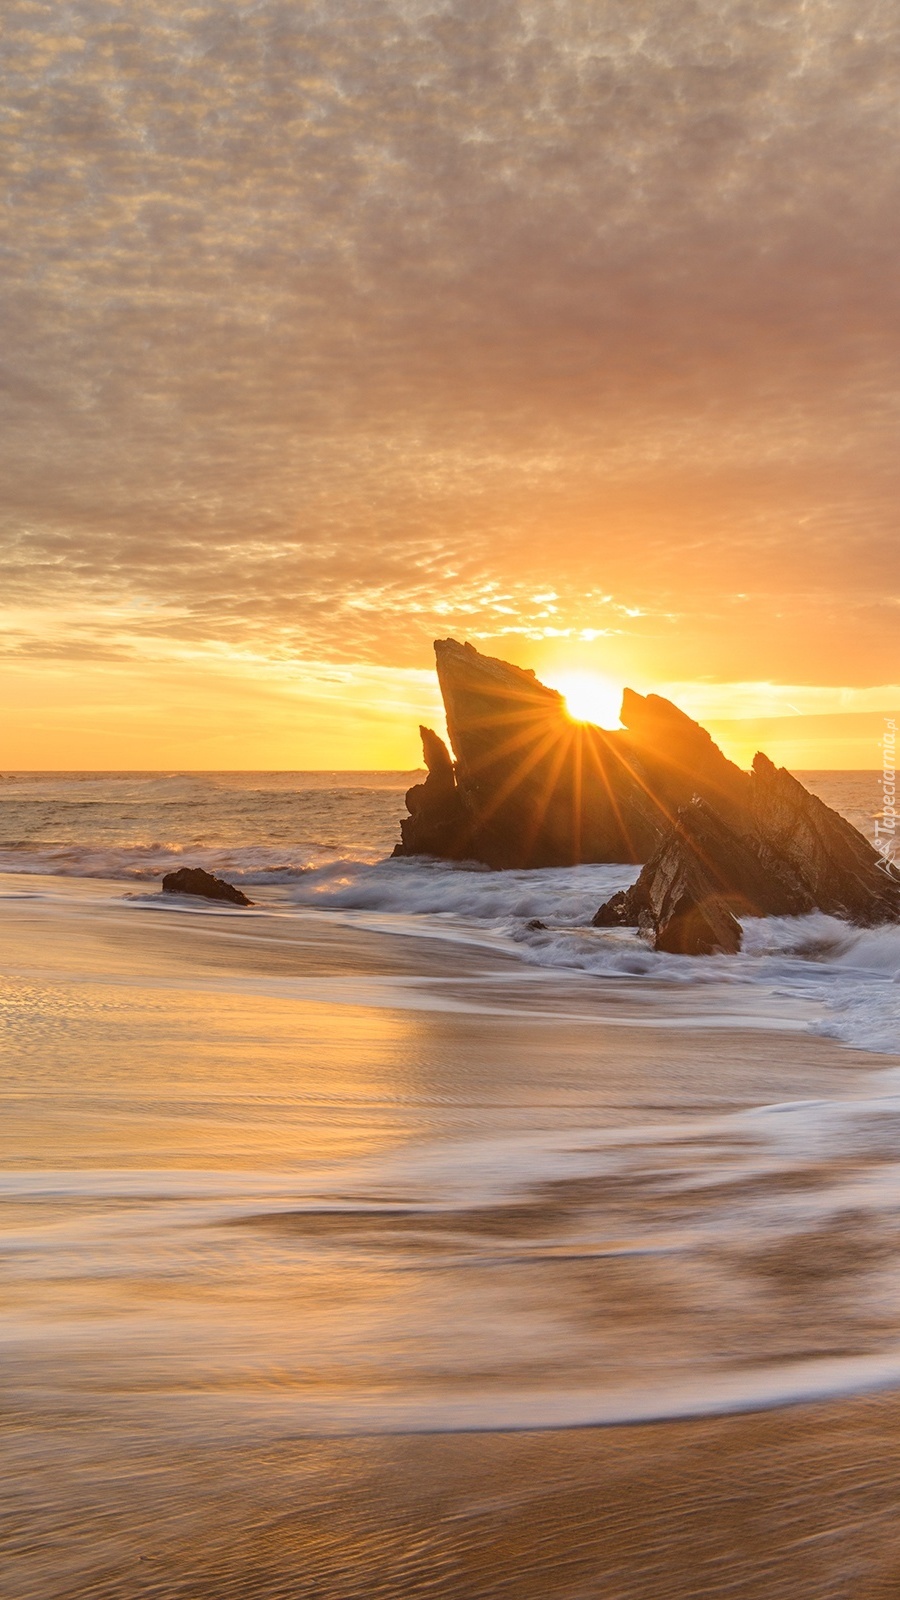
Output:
[[0, 768, 897, 1054]]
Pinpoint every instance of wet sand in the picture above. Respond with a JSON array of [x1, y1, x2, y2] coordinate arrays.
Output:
[[1, 872, 877, 1170], [3, 875, 900, 1598], [6, 1398, 900, 1598]]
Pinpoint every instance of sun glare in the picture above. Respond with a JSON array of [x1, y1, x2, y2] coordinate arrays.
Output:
[[547, 670, 624, 728]]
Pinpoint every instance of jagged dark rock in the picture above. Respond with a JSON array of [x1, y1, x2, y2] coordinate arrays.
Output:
[[618, 687, 751, 823], [429, 638, 648, 865], [394, 639, 751, 868], [593, 800, 783, 955], [162, 866, 252, 906], [747, 753, 900, 924], [392, 725, 471, 859], [591, 890, 629, 929], [396, 637, 900, 954], [593, 778, 900, 955]]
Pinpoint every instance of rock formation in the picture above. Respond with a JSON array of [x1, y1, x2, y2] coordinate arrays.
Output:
[[592, 803, 750, 957], [162, 866, 252, 906], [395, 638, 750, 868], [396, 638, 900, 953], [396, 725, 470, 860], [746, 754, 899, 923], [594, 757, 900, 953]]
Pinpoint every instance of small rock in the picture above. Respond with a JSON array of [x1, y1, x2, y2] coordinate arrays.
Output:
[[592, 891, 628, 928], [162, 867, 252, 906]]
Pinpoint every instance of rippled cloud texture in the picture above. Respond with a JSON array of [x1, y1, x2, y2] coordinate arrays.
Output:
[[2, 0, 899, 762]]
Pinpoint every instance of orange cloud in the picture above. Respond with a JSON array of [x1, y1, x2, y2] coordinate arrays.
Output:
[[1, 1, 898, 765]]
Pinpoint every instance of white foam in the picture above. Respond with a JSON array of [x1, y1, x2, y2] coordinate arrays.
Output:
[[273, 862, 900, 1055], [1, 767, 897, 1057], [285, 855, 638, 920], [9, 1074, 900, 1436], [141, 1350, 900, 1434]]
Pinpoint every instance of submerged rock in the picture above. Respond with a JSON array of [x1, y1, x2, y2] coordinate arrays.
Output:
[[162, 866, 252, 906]]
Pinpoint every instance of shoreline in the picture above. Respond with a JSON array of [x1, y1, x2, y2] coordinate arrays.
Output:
[[4, 871, 900, 1597], [3, 871, 895, 1138]]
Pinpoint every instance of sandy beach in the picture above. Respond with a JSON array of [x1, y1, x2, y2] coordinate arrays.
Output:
[[4, 873, 900, 1596]]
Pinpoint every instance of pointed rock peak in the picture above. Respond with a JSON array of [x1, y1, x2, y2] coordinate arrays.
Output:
[[418, 726, 455, 784], [752, 751, 777, 776], [434, 638, 556, 698], [620, 687, 718, 745]]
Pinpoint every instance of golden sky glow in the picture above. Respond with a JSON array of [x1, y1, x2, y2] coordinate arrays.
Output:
[[1, 1, 898, 769]]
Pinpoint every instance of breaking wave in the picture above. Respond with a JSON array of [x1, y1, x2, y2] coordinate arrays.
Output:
[[1, 769, 896, 1057]]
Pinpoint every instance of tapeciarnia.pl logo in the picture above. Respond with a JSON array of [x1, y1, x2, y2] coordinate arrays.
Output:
[[876, 716, 897, 871]]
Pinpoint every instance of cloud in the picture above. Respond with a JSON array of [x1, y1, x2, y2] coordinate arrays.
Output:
[[1, 0, 899, 687]]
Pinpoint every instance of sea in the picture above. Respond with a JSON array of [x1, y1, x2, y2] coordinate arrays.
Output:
[[0, 767, 897, 1054]]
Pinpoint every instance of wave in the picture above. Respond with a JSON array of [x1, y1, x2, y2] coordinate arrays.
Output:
[[2, 843, 898, 1056], [0, 841, 640, 910], [280, 861, 900, 1052], [515, 915, 899, 1054], [133, 1351, 900, 1434], [0, 841, 332, 881], [10, 1083, 900, 1435], [287, 855, 639, 920]]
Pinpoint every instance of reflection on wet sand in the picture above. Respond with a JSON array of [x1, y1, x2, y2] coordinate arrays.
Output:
[[4, 877, 900, 1597]]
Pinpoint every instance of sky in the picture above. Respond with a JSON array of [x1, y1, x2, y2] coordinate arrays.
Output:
[[2, 0, 899, 768]]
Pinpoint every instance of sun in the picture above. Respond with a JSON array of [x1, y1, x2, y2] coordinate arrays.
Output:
[[546, 670, 624, 728]]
